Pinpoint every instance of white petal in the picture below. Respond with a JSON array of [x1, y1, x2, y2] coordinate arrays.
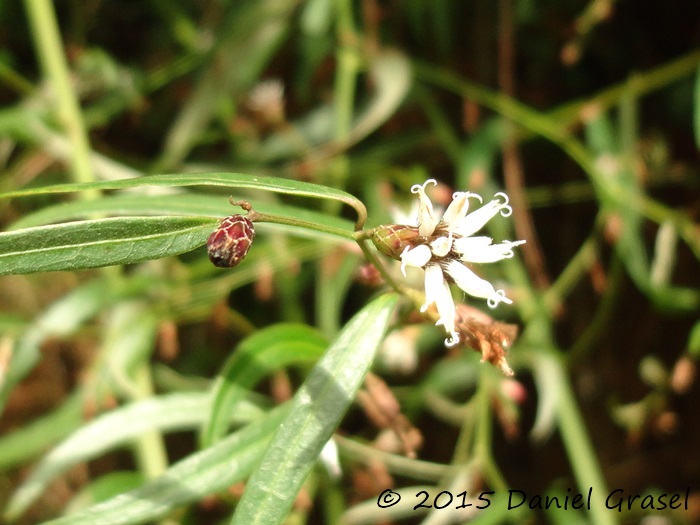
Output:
[[319, 438, 342, 479], [421, 263, 444, 312], [411, 179, 439, 236], [454, 239, 526, 263], [421, 264, 458, 345], [455, 192, 512, 237], [452, 236, 493, 253], [445, 260, 512, 308], [442, 192, 482, 231], [400, 245, 431, 275], [429, 233, 452, 257]]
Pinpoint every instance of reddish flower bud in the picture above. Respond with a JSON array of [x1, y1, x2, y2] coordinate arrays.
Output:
[[370, 224, 420, 260], [207, 215, 255, 268]]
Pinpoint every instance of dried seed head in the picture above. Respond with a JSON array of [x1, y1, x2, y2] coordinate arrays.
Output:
[[207, 215, 255, 268]]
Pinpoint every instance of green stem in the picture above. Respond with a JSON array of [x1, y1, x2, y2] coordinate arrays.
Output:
[[248, 210, 357, 241], [23, 0, 97, 193], [0, 61, 34, 95], [131, 365, 175, 525], [334, 0, 359, 144], [356, 239, 404, 295], [473, 374, 508, 492], [553, 355, 617, 525], [131, 365, 169, 479], [543, 228, 600, 312], [551, 48, 700, 127], [244, 206, 408, 299]]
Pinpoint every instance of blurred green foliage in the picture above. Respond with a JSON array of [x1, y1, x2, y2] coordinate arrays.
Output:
[[0, 1, 699, 524]]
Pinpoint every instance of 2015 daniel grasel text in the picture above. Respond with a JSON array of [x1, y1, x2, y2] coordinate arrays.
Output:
[[506, 487, 690, 512]]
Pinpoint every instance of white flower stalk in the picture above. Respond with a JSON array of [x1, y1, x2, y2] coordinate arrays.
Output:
[[371, 179, 525, 347]]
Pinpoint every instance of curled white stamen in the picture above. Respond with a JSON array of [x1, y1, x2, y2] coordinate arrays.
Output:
[[494, 192, 513, 217], [494, 192, 510, 205], [445, 334, 460, 347], [487, 289, 511, 308], [452, 191, 483, 203], [411, 179, 437, 194]]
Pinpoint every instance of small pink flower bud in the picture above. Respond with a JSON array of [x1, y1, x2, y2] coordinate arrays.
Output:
[[370, 224, 420, 260], [207, 215, 255, 268]]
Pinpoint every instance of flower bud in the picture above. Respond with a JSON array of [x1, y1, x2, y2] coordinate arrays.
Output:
[[207, 215, 255, 268], [370, 224, 420, 260]]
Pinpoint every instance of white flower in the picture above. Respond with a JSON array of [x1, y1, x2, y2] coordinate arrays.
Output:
[[399, 179, 525, 347]]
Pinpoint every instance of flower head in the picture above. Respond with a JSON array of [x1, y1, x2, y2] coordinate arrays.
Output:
[[372, 179, 525, 347]]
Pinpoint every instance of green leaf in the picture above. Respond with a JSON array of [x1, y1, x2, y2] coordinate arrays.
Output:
[[4, 392, 265, 520], [10, 193, 354, 235], [64, 472, 145, 515], [202, 323, 328, 448], [346, 51, 412, 147], [694, 64, 700, 151], [687, 319, 700, 359], [0, 172, 367, 229], [33, 406, 288, 525], [0, 216, 214, 276], [229, 293, 399, 525], [101, 301, 159, 397]]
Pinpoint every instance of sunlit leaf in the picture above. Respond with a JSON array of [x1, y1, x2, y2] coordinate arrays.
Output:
[[9, 193, 354, 235], [202, 323, 328, 448], [0, 172, 367, 229], [5, 392, 265, 520], [35, 406, 288, 525], [229, 293, 398, 525], [0, 216, 214, 276]]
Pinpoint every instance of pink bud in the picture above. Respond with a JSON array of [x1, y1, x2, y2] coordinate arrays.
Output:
[[207, 215, 255, 268]]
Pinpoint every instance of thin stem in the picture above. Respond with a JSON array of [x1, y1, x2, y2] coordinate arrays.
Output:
[[23, 0, 97, 194], [543, 228, 600, 312], [131, 365, 176, 525], [234, 201, 409, 300], [356, 239, 404, 295], [130, 365, 170, 479], [554, 356, 617, 525], [474, 373, 508, 492], [334, 0, 359, 144], [244, 208, 357, 241]]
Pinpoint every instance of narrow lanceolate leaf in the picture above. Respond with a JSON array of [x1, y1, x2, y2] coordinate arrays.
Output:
[[230, 293, 399, 525], [4, 392, 265, 520], [10, 193, 354, 235], [202, 323, 328, 448], [0, 172, 368, 229], [0, 216, 214, 275], [34, 406, 288, 525]]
